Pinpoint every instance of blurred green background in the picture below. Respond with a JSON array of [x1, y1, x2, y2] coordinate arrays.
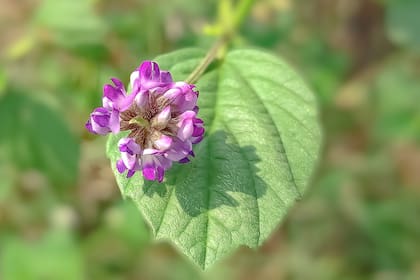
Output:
[[1, 0, 420, 279]]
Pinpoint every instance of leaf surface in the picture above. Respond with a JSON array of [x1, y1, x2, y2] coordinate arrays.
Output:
[[107, 48, 322, 269]]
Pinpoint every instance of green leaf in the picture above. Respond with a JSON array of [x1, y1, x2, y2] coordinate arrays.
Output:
[[34, 0, 107, 57], [106, 48, 322, 269], [0, 91, 80, 185], [1, 230, 83, 280], [386, 0, 420, 50], [372, 53, 420, 142]]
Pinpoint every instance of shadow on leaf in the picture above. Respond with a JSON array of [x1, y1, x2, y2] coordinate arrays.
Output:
[[142, 130, 267, 217]]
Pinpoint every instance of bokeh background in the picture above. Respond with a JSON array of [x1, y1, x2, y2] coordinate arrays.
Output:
[[1, 0, 420, 279]]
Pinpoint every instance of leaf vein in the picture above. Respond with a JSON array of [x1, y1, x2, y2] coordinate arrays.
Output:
[[222, 122, 261, 245], [226, 62, 302, 197], [154, 185, 176, 236], [252, 75, 312, 105]]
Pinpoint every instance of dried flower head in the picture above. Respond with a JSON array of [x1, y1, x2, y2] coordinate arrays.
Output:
[[86, 61, 204, 182]]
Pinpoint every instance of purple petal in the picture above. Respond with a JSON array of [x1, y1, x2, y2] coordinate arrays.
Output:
[[162, 88, 180, 100], [142, 166, 156, 181], [143, 148, 160, 156], [86, 107, 112, 135], [178, 157, 190, 164], [140, 61, 161, 82], [177, 111, 196, 141], [118, 138, 141, 171], [192, 135, 203, 144], [160, 71, 173, 83], [152, 106, 171, 129], [154, 135, 172, 151], [127, 170, 136, 178], [118, 138, 141, 154], [102, 82, 126, 111], [102, 78, 136, 112], [85, 120, 93, 133], [178, 120, 193, 141], [119, 91, 137, 112], [178, 149, 195, 163], [103, 84, 123, 103], [135, 91, 149, 108], [91, 109, 110, 126], [122, 153, 137, 170], [109, 110, 120, 133], [192, 126, 205, 137], [140, 152, 171, 182], [164, 82, 198, 113], [156, 166, 164, 182], [111, 78, 124, 89], [116, 159, 126, 173], [129, 70, 140, 93], [141, 153, 158, 180], [158, 156, 172, 170], [165, 139, 192, 162]]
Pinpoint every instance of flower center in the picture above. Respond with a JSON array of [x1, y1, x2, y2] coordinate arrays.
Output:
[[119, 100, 173, 150], [129, 116, 150, 128]]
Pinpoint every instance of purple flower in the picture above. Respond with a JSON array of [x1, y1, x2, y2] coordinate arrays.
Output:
[[86, 61, 205, 182], [86, 78, 135, 134]]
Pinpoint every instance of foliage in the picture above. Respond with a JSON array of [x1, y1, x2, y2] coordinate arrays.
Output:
[[0, 91, 79, 186], [107, 48, 321, 268], [0, 0, 419, 279]]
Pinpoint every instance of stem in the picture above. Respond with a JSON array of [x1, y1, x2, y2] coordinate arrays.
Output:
[[185, 0, 256, 84], [233, 0, 256, 29], [185, 35, 229, 84]]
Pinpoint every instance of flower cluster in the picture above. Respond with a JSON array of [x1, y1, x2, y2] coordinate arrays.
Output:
[[86, 61, 204, 182]]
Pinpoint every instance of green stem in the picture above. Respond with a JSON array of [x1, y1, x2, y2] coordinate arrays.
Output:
[[185, 35, 229, 84], [185, 0, 256, 84], [233, 0, 256, 29]]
